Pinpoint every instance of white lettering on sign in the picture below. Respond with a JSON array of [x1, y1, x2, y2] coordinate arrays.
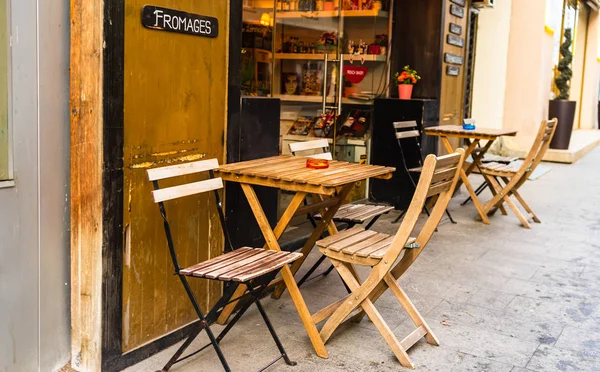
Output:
[[345, 70, 366, 76], [143, 6, 219, 38]]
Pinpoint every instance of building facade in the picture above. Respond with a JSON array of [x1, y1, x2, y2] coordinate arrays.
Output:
[[472, 0, 600, 158], [0, 0, 71, 371]]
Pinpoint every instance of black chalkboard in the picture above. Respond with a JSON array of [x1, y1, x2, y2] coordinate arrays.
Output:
[[142, 6, 219, 38]]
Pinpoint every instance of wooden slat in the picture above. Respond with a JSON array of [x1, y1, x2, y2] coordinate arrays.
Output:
[[396, 130, 420, 139], [400, 325, 427, 351], [328, 230, 379, 252], [317, 166, 391, 186], [228, 157, 304, 176], [301, 163, 371, 182], [425, 125, 518, 138], [434, 152, 462, 169], [306, 152, 333, 160], [152, 178, 223, 203], [354, 236, 394, 257], [273, 161, 354, 181], [408, 166, 422, 173], [179, 247, 253, 275], [393, 121, 417, 129], [370, 237, 418, 259], [204, 250, 277, 279], [426, 180, 453, 197], [147, 159, 219, 181], [347, 205, 394, 223], [316, 226, 364, 247], [233, 253, 303, 282], [218, 155, 295, 172], [218, 251, 292, 281], [336, 205, 374, 220], [431, 167, 457, 183], [295, 197, 343, 217], [190, 249, 260, 276], [341, 233, 391, 255], [289, 139, 330, 153], [282, 162, 375, 184]]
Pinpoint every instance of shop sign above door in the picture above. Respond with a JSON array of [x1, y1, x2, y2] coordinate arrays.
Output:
[[142, 6, 219, 38]]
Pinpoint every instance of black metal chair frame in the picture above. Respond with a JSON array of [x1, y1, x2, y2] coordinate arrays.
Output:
[[150, 167, 296, 372], [392, 121, 457, 225]]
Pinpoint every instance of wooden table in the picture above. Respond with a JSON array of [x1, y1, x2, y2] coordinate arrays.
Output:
[[425, 126, 517, 224], [215, 155, 395, 358]]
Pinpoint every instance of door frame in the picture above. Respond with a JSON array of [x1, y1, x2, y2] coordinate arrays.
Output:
[[70, 1, 243, 370]]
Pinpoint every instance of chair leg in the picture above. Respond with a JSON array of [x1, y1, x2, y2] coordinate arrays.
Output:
[[254, 299, 297, 366], [178, 275, 231, 372], [461, 181, 487, 206], [297, 254, 328, 287], [392, 208, 407, 224], [334, 262, 415, 368], [383, 274, 439, 346], [487, 177, 531, 228], [445, 208, 457, 224], [503, 178, 541, 223]]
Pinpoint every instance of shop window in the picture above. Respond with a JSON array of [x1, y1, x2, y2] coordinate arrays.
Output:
[[241, 1, 273, 97], [0, 0, 9, 182]]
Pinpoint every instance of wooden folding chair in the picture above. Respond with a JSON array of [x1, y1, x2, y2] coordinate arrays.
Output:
[[314, 149, 465, 369], [288, 139, 394, 287], [479, 118, 558, 228], [392, 120, 456, 224], [147, 159, 302, 372]]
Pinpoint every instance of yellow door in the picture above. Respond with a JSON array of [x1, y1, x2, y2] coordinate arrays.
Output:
[[122, 0, 228, 351]]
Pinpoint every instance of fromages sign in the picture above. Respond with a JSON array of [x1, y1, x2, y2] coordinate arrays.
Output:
[[142, 6, 218, 38]]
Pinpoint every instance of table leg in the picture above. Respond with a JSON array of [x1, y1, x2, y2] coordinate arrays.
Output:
[[271, 184, 354, 299], [216, 190, 307, 325], [239, 184, 329, 358], [441, 137, 490, 224]]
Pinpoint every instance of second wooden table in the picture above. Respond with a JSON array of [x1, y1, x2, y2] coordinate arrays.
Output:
[[425, 125, 517, 224]]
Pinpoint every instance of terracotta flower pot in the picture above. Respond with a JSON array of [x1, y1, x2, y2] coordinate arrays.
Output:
[[398, 84, 413, 100], [343, 86, 356, 98]]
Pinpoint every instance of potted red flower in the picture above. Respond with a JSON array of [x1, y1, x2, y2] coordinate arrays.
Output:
[[394, 65, 420, 100]]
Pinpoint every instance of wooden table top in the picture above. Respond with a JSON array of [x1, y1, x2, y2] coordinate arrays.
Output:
[[217, 155, 396, 195], [425, 125, 517, 140]]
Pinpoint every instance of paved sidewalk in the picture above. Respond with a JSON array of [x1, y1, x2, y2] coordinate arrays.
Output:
[[126, 148, 600, 372]]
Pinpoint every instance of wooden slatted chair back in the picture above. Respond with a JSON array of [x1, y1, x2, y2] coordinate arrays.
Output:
[[288, 139, 333, 160], [514, 118, 558, 186], [382, 149, 465, 274]]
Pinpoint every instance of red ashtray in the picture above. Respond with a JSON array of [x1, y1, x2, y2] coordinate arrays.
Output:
[[306, 158, 330, 169]]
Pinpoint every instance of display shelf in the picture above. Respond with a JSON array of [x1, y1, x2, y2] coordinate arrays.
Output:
[[275, 94, 373, 105], [274, 53, 386, 62], [274, 10, 389, 19], [282, 134, 367, 145]]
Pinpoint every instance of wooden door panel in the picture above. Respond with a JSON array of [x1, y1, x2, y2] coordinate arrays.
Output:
[[122, 0, 228, 351]]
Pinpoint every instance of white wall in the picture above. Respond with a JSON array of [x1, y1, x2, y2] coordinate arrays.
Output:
[[0, 0, 71, 370], [471, 0, 512, 130], [502, 0, 554, 150], [579, 10, 600, 130]]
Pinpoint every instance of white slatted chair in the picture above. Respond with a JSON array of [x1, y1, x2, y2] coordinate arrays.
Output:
[[147, 159, 301, 372]]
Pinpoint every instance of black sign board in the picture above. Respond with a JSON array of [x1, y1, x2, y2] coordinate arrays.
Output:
[[450, 4, 465, 18], [450, 0, 466, 6], [447, 66, 460, 76], [450, 23, 463, 35], [444, 53, 464, 65], [447, 34, 465, 48], [142, 6, 219, 38]]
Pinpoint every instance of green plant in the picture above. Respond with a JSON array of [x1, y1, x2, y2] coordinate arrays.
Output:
[[240, 51, 256, 95], [394, 65, 420, 86], [555, 28, 573, 100]]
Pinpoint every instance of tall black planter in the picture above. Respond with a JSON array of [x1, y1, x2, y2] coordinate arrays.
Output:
[[549, 100, 576, 150]]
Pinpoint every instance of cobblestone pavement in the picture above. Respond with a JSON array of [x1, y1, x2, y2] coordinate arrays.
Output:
[[126, 148, 600, 372]]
